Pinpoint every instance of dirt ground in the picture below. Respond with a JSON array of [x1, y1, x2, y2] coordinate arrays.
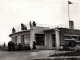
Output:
[[0, 50, 73, 60]]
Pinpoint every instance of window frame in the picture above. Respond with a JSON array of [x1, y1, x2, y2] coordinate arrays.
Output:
[[35, 34, 45, 46]]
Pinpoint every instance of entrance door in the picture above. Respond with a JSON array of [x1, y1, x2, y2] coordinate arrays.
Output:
[[52, 34, 56, 47]]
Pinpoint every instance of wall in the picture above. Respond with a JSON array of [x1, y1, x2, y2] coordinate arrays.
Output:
[[59, 28, 80, 46], [30, 26, 50, 49], [30, 26, 57, 50]]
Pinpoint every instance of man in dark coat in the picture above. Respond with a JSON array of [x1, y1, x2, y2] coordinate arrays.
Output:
[[8, 41, 15, 51], [32, 41, 36, 50], [18, 43, 22, 51], [8, 41, 12, 51], [21, 23, 24, 30], [12, 41, 15, 51]]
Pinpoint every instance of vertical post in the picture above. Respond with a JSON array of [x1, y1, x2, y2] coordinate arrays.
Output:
[[55, 28, 60, 50], [68, 0, 70, 21], [49, 33, 52, 49], [21, 35, 24, 45], [15, 36, 17, 44], [30, 28, 35, 49]]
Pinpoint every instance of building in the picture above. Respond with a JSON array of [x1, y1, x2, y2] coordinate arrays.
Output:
[[9, 21, 80, 50]]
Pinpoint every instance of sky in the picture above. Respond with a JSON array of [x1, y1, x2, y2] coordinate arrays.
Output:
[[0, 0, 80, 45]]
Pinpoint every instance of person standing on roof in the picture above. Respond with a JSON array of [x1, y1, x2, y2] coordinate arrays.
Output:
[[33, 21, 36, 26], [29, 21, 32, 28], [12, 27, 16, 33]]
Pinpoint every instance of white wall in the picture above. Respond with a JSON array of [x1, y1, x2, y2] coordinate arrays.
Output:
[[30, 26, 49, 49], [30, 26, 57, 50]]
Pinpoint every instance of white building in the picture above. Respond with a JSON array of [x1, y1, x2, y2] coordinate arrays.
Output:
[[9, 26, 60, 50], [9, 22, 80, 50]]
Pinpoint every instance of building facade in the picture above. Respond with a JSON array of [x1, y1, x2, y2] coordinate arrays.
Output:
[[9, 26, 80, 50]]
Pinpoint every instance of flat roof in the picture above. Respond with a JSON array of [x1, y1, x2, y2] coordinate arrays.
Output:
[[43, 27, 80, 32], [9, 29, 30, 37], [58, 27, 80, 31]]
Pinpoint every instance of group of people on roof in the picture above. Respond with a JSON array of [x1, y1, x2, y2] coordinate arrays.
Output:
[[29, 21, 36, 28], [12, 21, 36, 33]]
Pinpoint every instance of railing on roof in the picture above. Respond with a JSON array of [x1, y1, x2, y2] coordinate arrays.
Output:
[[13, 23, 80, 32], [14, 23, 50, 32]]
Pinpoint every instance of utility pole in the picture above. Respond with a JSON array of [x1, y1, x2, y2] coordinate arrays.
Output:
[[68, 0, 70, 21]]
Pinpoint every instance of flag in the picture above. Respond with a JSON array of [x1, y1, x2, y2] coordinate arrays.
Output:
[[68, 1, 73, 4]]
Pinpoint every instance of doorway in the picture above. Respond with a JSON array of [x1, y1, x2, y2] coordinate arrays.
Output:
[[52, 34, 56, 47]]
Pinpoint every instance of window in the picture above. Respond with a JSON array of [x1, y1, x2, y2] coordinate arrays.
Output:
[[24, 35, 30, 45], [64, 34, 78, 40], [17, 36, 21, 45], [72, 36, 77, 39], [35, 34, 45, 45], [65, 36, 70, 39]]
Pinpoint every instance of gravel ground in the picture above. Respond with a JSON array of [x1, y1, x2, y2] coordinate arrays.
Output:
[[0, 50, 72, 60], [33, 58, 80, 60]]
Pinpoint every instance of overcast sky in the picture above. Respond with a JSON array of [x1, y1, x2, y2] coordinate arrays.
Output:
[[0, 0, 80, 45]]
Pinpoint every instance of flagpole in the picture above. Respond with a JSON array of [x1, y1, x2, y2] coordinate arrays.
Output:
[[68, 0, 70, 21]]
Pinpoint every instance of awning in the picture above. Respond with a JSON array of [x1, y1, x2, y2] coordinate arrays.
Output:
[[43, 28, 55, 32]]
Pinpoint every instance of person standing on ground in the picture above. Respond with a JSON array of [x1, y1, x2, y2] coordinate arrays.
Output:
[[18, 43, 22, 51], [12, 41, 15, 51], [32, 41, 36, 51], [3, 42, 6, 47], [8, 41, 12, 51], [3, 42, 6, 50]]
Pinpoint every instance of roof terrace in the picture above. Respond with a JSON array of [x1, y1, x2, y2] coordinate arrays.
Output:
[[12, 23, 80, 33]]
